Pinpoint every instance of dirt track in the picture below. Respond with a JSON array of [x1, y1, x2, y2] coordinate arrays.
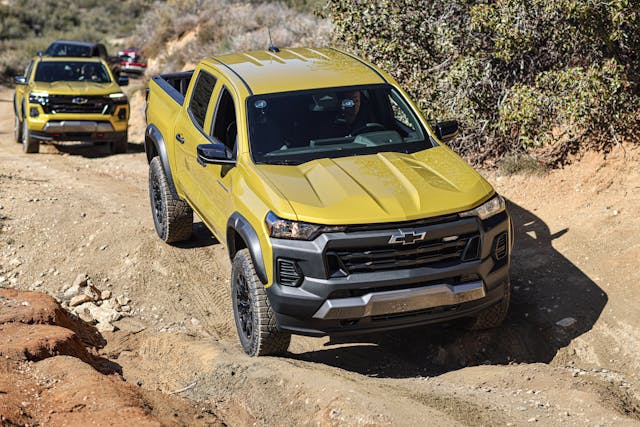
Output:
[[1, 85, 640, 425]]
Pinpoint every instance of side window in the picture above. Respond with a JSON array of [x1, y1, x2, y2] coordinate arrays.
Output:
[[388, 90, 424, 142], [188, 71, 217, 130], [210, 87, 237, 158]]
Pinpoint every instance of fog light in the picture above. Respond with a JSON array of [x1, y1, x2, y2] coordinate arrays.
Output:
[[277, 258, 303, 287], [494, 232, 508, 260], [29, 107, 39, 118], [118, 108, 127, 120]]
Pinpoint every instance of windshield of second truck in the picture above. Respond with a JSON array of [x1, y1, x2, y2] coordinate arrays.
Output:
[[34, 61, 111, 83]]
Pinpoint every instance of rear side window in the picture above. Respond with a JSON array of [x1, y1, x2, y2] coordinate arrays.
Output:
[[189, 71, 217, 130]]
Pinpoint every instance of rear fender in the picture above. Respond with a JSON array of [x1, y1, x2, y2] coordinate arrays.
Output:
[[145, 124, 179, 199]]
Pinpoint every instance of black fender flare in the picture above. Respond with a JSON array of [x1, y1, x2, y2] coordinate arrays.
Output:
[[145, 124, 179, 199], [227, 213, 268, 284]]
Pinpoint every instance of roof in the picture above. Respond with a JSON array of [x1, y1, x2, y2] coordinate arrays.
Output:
[[206, 48, 386, 95], [49, 40, 101, 47], [35, 56, 107, 64]]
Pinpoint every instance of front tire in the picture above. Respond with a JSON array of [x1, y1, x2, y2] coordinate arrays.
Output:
[[148, 157, 192, 243], [14, 114, 23, 144], [22, 119, 39, 153], [466, 282, 510, 330], [232, 249, 291, 356], [111, 131, 128, 154]]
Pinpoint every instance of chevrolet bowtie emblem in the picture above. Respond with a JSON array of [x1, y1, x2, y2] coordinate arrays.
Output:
[[388, 230, 427, 245], [72, 97, 88, 104]]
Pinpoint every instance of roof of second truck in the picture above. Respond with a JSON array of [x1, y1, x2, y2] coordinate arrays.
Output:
[[206, 47, 387, 95]]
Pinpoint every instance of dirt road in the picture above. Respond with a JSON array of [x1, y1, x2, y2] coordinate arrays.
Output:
[[1, 85, 640, 425]]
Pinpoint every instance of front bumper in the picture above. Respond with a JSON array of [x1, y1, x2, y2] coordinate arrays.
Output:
[[30, 121, 126, 143], [265, 211, 511, 336]]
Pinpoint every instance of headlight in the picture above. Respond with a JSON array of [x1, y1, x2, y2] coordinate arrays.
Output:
[[29, 91, 49, 105], [265, 212, 346, 240], [108, 92, 127, 99], [459, 195, 505, 220]]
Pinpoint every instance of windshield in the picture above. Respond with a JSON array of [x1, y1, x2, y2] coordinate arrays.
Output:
[[247, 84, 433, 165], [34, 61, 111, 83], [45, 43, 92, 57]]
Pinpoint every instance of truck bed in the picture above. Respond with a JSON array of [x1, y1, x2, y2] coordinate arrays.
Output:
[[150, 71, 194, 105]]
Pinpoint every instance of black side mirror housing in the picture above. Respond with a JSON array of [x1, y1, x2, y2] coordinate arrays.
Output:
[[434, 120, 459, 142], [197, 143, 235, 166], [14, 76, 27, 85], [118, 77, 129, 86]]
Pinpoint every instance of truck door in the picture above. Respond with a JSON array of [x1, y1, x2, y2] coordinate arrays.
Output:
[[193, 83, 239, 236], [174, 69, 217, 206]]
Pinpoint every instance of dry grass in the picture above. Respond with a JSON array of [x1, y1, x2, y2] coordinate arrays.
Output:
[[133, 0, 331, 74]]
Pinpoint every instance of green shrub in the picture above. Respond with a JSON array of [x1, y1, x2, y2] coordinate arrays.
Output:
[[326, 0, 640, 165]]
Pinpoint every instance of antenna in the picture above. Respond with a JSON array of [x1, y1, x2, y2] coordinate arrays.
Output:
[[267, 28, 280, 53]]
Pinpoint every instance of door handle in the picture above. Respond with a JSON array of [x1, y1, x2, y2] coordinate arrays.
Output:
[[175, 133, 185, 144]]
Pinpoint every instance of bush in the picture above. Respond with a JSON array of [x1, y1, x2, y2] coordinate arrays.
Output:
[[325, 0, 640, 165]]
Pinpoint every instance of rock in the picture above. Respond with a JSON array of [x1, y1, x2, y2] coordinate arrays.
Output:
[[62, 284, 81, 301], [120, 305, 131, 313], [87, 300, 122, 324], [96, 322, 115, 333], [101, 290, 112, 300], [8, 258, 21, 267], [116, 295, 130, 306], [32, 280, 44, 288], [70, 294, 93, 307], [73, 273, 88, 288], [73, 302, 95, 323], [556, 317, 577, 328]]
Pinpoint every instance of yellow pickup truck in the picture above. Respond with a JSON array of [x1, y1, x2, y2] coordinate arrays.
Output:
[[14, 56, 129, 154], [145, 47, 512, 356]]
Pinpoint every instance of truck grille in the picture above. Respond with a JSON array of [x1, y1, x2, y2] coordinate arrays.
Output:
[[43, 95, 111, 114], [329, 233, 480, 274]]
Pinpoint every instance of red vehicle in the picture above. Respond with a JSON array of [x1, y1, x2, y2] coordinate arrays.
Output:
[[118, 49, 147, 76]]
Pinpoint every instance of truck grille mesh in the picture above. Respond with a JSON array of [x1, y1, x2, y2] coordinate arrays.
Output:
[[43, 95, 111, 114], [330, 233, 481, 274]]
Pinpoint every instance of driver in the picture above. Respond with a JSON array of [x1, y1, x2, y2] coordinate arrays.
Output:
[[79, 63, 99, 81], [338, 89, 373, 135]]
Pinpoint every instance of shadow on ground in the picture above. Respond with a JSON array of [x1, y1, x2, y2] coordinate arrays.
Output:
[[175, 221, 219, 249], [48, 141, 145, 158], [290, 200, 607, 378]]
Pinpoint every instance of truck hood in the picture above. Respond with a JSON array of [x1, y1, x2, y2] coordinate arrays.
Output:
[[31, 81, 123, 96], [255, 146, 494, 225]]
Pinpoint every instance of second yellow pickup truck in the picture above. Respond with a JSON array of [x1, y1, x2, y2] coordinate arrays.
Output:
[[145, 47, 512, 356], [14, 56, 130, 154]]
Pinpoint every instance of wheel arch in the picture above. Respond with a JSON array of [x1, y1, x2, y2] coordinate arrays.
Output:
[[227, 213, 268, 284], [145, 124, 179, 199]]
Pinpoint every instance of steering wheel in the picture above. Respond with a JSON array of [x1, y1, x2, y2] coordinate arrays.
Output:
[[351, 122, 385, 136]]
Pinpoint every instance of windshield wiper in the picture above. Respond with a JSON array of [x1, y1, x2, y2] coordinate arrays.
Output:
[[263, 159, 300, 165]]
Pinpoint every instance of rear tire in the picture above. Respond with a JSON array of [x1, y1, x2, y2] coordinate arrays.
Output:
[[232, 249, 291, 356], [14, 114, 23, 144], [22, 118, 39, 154], [148, 157, 192, 243], [466, 282, 510, 330], [111, 131, 128, 154]]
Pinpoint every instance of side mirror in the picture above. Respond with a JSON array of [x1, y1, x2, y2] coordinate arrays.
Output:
[[36, 50, 43, 56], [14, 76, 27, 85], [434, 120, 459, 142], [197, 143, 235, 166], [118, 77, 129, 86]]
